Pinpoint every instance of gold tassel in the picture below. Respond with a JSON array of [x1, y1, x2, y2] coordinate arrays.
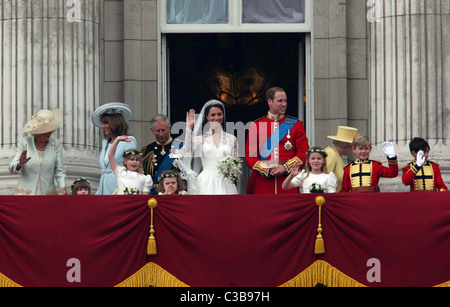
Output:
[[147, 198, 158, 256], [314, 196, 326, 255], [314, 230, 324, 255]]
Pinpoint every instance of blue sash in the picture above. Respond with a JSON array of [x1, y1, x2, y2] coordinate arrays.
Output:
[[154, 139, 183, 182], [260, 119, 297, 160]]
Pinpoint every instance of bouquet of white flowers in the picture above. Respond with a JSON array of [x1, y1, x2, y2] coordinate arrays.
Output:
[[217, 157, 242, 185], [309, 183, 325, 193], [123, 187, 140, 195]]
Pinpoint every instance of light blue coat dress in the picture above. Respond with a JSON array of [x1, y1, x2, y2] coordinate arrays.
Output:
[[9, 135, 66, 195], [96, 136, 137, 195]]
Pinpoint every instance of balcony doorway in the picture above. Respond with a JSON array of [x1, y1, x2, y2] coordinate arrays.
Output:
[[167, 33, 306, 128]]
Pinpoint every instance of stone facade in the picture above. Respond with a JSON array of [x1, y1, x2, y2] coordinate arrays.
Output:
[[368, 0, 450, 191], [0, 0, 102, 194], [0, 0, 448, 194], [314, 0, 369, 146]]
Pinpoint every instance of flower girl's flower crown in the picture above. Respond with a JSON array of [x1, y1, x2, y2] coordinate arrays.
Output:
[[158, 171, 181, 182], [71, 177, 91, 190], [307, 148, 328, 158], [122, 150, 143, 158]]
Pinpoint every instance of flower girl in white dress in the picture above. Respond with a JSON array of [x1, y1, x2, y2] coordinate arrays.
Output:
[[282, 147, 337, 193], [108, 135, 153, 195], [157, 170, 188, 195]]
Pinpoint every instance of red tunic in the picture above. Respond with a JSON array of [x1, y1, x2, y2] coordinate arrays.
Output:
[[402, 161, 448, 191], [245, 113, 309, 194], [340, 158, 398, 193]]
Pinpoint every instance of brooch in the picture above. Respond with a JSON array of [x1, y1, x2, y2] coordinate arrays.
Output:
[[284, 141, 293, 151]]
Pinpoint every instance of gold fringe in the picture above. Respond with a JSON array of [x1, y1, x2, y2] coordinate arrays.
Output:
[[279, 260, 367, 287], [434, 280, 450, 287], [0, 272, 22, 287], [115, 262, 189, 287], [2, 263, 450, 287]]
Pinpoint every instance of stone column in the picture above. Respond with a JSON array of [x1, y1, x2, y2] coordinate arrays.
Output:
[[0, 0, 102, 194], [314, 0, 350, 145], [368, 0, 450, 191], [102, 0, 158, 148]]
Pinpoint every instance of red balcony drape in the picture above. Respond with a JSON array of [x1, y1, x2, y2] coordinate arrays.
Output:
[[0, 193, 449, 287]]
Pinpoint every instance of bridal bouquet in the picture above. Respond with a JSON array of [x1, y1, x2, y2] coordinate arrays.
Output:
[[309, 183, 325, 193], [123, 187, 140, 195], [217, 157, 242, 185]]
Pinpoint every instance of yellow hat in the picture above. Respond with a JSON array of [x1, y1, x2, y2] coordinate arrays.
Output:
[[22, 109, 63, 135], [327, 126, 358, 143]]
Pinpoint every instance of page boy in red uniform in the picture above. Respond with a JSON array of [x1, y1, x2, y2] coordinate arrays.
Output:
[[341, 134, 398, 193], [402, 137, 447, 192]]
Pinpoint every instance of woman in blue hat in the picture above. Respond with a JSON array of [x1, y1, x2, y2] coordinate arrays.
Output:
[[92, 102, 137, 195]]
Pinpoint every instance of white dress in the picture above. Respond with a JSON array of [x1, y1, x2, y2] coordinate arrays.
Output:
[[113, 166, 153, 194], [291, 170, 338, 193], [180, 128, 239, 195]]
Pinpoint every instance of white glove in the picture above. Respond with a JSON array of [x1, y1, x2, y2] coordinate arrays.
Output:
[[416, 150, 426, 167], [382, 141, 396, 158]]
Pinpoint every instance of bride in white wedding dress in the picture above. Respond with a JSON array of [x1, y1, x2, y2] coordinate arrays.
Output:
[[179, 100, 239, 195]]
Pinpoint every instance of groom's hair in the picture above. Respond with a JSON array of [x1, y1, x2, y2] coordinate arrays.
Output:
[[266, 87, 285, 103]]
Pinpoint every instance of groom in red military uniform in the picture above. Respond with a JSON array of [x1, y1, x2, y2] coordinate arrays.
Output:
[[246, 87, 310, 194]]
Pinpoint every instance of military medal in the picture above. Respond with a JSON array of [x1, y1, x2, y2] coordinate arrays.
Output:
[[284, 129, 293, 151], [152, 155, 158, 165]]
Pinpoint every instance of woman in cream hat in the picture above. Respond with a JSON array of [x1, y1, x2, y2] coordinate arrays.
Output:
[[324, 126, 358, 192], [92, 102, 137, 195], [9, 109, 67, 195]]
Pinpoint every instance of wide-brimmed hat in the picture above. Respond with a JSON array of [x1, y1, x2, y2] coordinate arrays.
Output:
[[22, 109, 63, 135], [92, 102, 133, 128], [327, 126, 358, 143]]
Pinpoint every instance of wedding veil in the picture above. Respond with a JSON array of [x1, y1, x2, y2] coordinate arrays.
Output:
[[177, 99, 226, 194]]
